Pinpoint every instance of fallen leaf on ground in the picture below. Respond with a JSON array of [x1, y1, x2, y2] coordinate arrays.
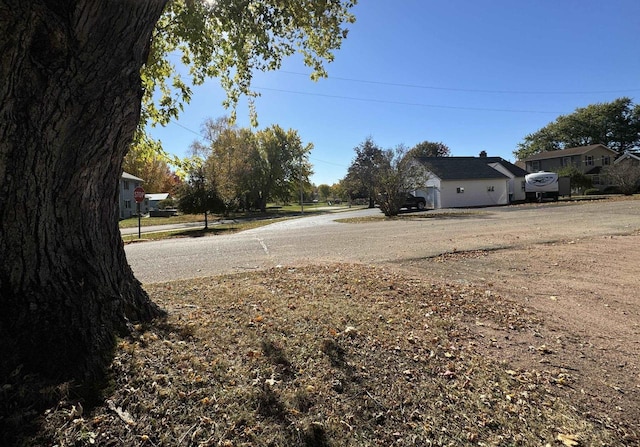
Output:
[[557, 433, 581, 446]]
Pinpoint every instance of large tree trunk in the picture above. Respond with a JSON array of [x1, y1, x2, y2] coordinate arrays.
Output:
[[0, 1, 168, 382]]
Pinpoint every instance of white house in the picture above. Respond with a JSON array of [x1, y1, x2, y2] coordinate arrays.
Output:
[[484, 157, 528, 202], [414, 157, 526, 209], [119, 172, 148, 219]]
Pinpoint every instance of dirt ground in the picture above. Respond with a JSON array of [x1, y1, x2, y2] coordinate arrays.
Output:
[[13, 201, 639, 446], [125, 197, 640, 432], [399, 231, 640, 431]]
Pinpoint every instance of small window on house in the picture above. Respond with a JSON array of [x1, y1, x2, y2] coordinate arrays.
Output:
[[124, 180, 130, 190], [521, 180, 526, 191], [531, 160, 540, 171], [456, 187, 464, 193], [585, 155, 594, 166], [487, 186, 494, 192], [602, 156, 610, 165], [125, 200, 131, 209], [592, 175, 600, 185]]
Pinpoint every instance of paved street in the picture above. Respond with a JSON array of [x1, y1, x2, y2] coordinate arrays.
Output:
[[125, 199, 640, 283]]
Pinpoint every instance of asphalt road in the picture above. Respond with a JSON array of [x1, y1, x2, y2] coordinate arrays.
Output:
[[125, 199, 640, 283]]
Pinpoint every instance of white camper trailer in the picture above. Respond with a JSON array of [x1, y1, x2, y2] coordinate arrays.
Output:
[[525, 171, 559, 202]]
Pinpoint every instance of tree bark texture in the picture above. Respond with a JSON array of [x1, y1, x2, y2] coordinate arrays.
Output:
[[0, 0, 168, 381]]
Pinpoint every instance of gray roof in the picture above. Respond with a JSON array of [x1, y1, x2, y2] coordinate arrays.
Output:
[[483, 157, 529, 177], [146, 193, 170, 201], [415, 157, 510, 180], [614, 151, 640, 164], [122, 171, 144, 182]]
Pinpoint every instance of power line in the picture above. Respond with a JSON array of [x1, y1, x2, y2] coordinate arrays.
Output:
[[309, 156, 348, 168], [253, 86, 563, 114], [167, 119, 349, 166], [168, 120, 203, 138], [279, 70, 640, 95]]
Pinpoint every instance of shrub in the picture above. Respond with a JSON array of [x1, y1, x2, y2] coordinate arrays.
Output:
[[602, 186, 622, 195], [158, 197, 176, 209]]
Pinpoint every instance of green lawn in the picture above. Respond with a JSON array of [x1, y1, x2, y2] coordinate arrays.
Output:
[[121, 218, 277, 243], [119, 203, 359, 229], [118, 213, 206, 228]]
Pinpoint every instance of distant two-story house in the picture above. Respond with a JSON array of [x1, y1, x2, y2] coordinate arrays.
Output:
[[119, 172, 148, 219], [521, 144, 618, 190]]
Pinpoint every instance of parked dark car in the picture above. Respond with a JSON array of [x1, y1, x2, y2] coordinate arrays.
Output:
[[402, 193, 427, 210]]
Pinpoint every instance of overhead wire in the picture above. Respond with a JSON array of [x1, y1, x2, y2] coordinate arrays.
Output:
[[163, 68, 640, 140], [159, 69, 638, 173], [278, 70, 640, 95], [252, 86, 563, 114]]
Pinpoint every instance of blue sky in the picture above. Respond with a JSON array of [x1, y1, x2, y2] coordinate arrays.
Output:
[[149, 0, 640, 186]]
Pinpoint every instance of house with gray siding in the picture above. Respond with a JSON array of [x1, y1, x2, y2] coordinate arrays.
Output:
[[119, 172, 148, 218], [521, 144, 618, 190]]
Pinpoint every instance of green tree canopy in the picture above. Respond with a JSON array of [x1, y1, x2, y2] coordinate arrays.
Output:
[[177, 158, 224, 228], [343, 137, 385, 207], [515, 97, 640, 160], [191, 119, 312, 212], [250, 125, 313, 211], [194, 118, 254, 214], [317, 184, 332, 201], [138, 0, 357, 152], [555, 165, 592, 193], [329, 179, 350, 203], [407, 141, 451, 158]]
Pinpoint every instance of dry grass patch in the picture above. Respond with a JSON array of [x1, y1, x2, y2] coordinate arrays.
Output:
[[336, 210, 486, 224], [32, 264, 633, 446]]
